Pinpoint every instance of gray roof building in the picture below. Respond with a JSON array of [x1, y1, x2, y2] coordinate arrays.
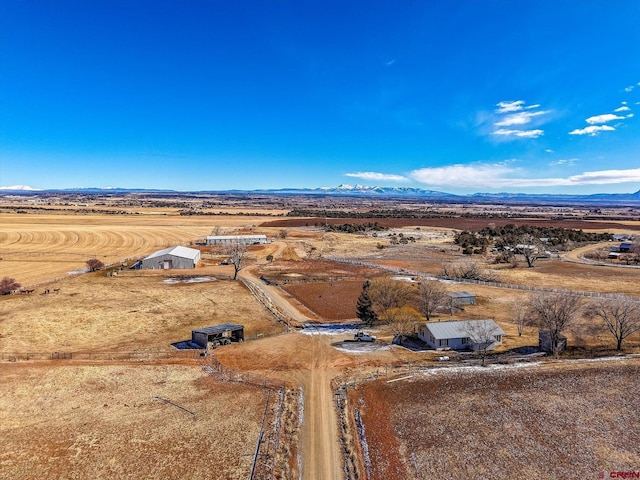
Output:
[[141, 246, 201, 270], [418, 319, 504, 351]]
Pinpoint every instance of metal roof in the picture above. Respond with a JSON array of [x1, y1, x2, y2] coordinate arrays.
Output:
[[205, 235, 267, 240], [193, 324, 244, 335], [144, 245, 201, 261], [425, 319, 504, 341], [448, 291, 476, 298]]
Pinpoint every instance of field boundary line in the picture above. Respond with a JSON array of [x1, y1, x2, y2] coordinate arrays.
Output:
[[326, 256, 640, 302]]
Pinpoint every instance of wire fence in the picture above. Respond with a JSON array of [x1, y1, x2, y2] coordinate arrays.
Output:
[[326, 256, 640, 303], [0, 349, 203, 362]]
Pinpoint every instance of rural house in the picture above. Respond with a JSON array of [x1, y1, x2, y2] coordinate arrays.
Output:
[[141, 245, 201, 270], [206, 235, 268, 246], [418, 319, 504, 351]]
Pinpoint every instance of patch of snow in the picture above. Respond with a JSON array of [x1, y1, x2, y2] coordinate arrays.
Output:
[[68, 269, 90, 275], [392, 275, 415, 282], [301, 323, 365, 336], [163, 276, 216, 284], [334, 342, 391, 354]]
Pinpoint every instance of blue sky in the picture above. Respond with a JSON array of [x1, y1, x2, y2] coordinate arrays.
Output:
[[1, 0, 639, 194]]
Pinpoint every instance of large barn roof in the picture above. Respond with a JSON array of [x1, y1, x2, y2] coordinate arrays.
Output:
[[425, 319, 504, 341], [144, 245, 200, 261]]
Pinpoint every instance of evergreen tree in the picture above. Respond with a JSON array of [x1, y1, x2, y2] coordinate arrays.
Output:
[[356, 280, 377, 326]]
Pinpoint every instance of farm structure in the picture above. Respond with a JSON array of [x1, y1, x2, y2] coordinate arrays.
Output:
[[539, 330, 568, 354], [192, 324, 244, 349], [418, 319, 504, 351], [448, 291, 477, 305], [140, 246, 201, 270], [206, 235, 268, 246]]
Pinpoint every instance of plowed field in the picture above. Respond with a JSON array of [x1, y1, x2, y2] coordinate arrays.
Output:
[[0, 212, 274, 286]]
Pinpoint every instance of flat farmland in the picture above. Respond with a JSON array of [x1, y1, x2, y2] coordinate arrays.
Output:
[[0, 272, 282, 352], [0, 212, 277, 286], [350, 360, 640, 480], [0, 363, 266, 480]]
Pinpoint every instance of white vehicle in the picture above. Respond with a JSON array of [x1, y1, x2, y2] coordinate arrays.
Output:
[[354, 331, 376, 342]]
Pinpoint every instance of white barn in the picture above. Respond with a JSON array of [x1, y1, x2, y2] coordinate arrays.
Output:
[[418, 319, 504, 351], [141, 246, 201, 270], [206, 235, 268, 246]]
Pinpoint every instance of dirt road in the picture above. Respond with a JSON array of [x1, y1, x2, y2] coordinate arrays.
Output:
[[299, 334, 343, 480], [238, 261, 344, 479]]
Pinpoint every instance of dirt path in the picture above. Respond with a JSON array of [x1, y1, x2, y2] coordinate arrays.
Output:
[[300, 334, 343, 480], [238, 262, 343, 479], [238, 265, 319, 324]]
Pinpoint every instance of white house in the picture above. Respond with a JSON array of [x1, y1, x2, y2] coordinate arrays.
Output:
[[141, 246, 201, 270], [418, 319, 505, 351]]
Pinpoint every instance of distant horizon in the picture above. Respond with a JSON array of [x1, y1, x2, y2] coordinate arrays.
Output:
[[1, 1, 639, 194], [1, 183, 639, 197]]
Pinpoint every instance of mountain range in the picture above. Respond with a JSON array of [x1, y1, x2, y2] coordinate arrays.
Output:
[[1, 184, 640, 205]]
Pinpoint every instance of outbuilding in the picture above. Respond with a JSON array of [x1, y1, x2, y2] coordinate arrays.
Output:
[[141, 245, 201, 270], [418, 319, 504, 351], [538, 330, 567, 354], [448, 291, 477, 305], [191, 324, 244, 349], [206, 235, 268, 246]]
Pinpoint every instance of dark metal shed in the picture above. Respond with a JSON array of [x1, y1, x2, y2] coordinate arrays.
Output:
[[192, 324, 244, 349]]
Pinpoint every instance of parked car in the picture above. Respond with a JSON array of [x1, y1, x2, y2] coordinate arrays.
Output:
[[354, 331, 376, 342]]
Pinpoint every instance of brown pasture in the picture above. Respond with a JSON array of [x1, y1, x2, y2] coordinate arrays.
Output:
[[351, 361, 640, 480], [0, 363, 266, 480]]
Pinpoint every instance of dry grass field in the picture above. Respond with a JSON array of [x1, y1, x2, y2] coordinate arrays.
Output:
[[0, 211, 280, 286], [0, 363, 266, 480], [351, 360, 640, 480], [2, 198, 639, 479], [0, 271, 282, 353]]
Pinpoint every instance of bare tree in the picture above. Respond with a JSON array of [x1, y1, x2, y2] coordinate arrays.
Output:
[[527, 292, 582, 356], [585, 298, 640, 350], [462, 320, 502, 365], [516, 234, 544, 268], [511, 301, 530, 336], [368, 276, 415, 319], [380, 306, 422, 345], [278, 229, 289, 239], [0, 277, 21, 295], [227, 242, 248, 280], [441, 260, 496, 281], [417, 280, 447, 321], [86, 258, 105, 272]]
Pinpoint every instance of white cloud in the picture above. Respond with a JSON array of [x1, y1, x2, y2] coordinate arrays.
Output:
[[493, 128, 544, 138], [496, 100, 525, 113], [408, 164, 640, 189], [585, 113, 625, 124], [545, 149, 554, 153], [614, 105, 630, 112], [569, 125, 615, 136], [625, 85, 634, 93], [494, 110, 549, 126], [549, 158, 577, 166], [410, 164, 515, 188], [385, 59, 396, 67], [627, 113, 635, 118], [345, 171, 409, 182]]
